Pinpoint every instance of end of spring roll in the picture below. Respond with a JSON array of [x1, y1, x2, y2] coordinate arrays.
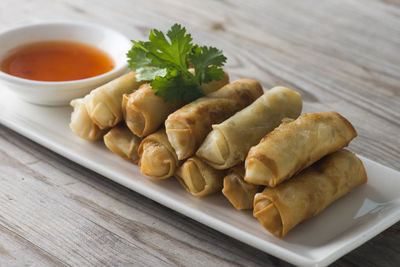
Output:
[[175, 156, 227, 198], [70, 97, 104, 141], [245, 111, 358, 187], [123, 83, 181, 137], [85, 72, 141, 130], [103, 125, 141, 163], [166, 78, 263, 160], [138, 129, 180, 179], [222, 165, 261, 210], [196, 86, 302, 169], [253, 150, 367, 238]]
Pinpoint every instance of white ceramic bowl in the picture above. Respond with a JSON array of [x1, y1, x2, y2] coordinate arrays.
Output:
[[0, 21, 131, 106]]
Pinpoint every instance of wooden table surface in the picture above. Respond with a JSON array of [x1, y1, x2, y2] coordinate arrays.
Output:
[[1, 0, 399, 266]]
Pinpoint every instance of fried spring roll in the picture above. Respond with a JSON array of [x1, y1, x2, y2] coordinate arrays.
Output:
[[137, 129, 179, 179], [222, 165, 261, 210], [253, 150, 367, 238], [123, 84, 181, 137], [245, 111, 357, 187], [70, 97, 104, 140], [196, 86, 302, 169], [175, 156, 227, 197], [103, 125, 141, 163], [85, 72, 141, 129], [166, 79, 263, 160], [123, 72, 229, 137]]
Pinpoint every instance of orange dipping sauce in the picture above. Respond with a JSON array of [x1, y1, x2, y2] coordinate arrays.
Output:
[[0, 41, 114, 82]]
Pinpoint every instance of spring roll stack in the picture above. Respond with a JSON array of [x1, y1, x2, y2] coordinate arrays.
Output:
[[190, 85, 302, 200], [244, 111, 366, 238], [170, 78, 264, 197], [69, 70, 229, 170], [131, 72, 230, 178], [69, 71, 367, 239], [253, 150, 367, 238]]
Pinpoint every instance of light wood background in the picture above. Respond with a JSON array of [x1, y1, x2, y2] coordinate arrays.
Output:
[[1, 0, 399, 266]]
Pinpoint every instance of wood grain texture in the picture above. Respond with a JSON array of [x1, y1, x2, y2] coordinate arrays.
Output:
[[0, 0, 399, 266]]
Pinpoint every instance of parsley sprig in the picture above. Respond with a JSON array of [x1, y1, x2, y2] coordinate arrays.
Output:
[[127, 24, 226, 103]]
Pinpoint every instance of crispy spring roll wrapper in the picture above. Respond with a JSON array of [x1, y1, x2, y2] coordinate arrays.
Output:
[[245, 111, 358, 187], [222, 165, 261, 210], [70, 97, 104, 141], [166, 79, 263, 160], [196, 86, 302, 169], [123, 72, 229, 137], [103, 125, 141, 163], [137, 128, 179, 179], [123, 84, 180, 138], [253, 150, 367, 238], [175, 156, 227, 198], [85, 72, 142, 130]]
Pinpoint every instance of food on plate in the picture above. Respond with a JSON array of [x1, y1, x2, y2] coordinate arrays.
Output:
[[175, 156, 227, 197], [127, 24, 227, 104], [84, 72, 141, 129], [123, 84, 181, 137], [222, 165, 261, 210], [253, 150, 367, 238], [69, 97, 104, 140], [137, 128, 179, 179], [245, 111, 357, 187], [103, 125, 141, 163], [196, 86, 302, 170], [123, 71, 229, 137], [165, 78, 263, 160], [66, 23, 368, 239]]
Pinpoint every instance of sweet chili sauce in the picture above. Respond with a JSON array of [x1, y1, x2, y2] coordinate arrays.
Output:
[[0, 41, 114, 82]]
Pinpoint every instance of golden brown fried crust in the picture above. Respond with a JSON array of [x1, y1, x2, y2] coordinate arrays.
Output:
[[253, 150, 367, 238], [247, 151, 278, 178]]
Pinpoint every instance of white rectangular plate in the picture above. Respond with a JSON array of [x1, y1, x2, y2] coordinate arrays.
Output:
[[1, 88, 399, 267]]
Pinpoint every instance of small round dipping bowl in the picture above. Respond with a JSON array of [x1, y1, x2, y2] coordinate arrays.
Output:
[[0, 21, 131, 106]]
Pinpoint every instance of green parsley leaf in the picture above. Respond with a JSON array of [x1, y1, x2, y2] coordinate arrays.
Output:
[[151, 69, 181, 102], [190, 45, 227, 84], [127, 24, 226, 103], [136, 67, 167, 82], [147, 24, 193, 70], [127, 41, 153, 69], [151, 69, 203, 103]]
